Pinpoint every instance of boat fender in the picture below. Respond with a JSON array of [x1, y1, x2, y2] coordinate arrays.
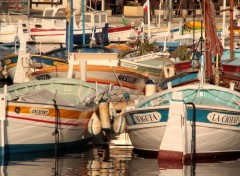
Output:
[[2, 66, 9, 78], [108, 101, 117, 123], [113, 114, 127, 134], [99, 97, 111, 130], [145, 79, 156, 96], [88, 112, 102, 136]]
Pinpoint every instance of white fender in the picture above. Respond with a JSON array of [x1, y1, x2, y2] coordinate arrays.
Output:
[[88, 112, 102, 136], [99, 98, 111, 130], [108, 101, 117, 122], [145, 80, 156, 96], [113, 114, 127, 134]]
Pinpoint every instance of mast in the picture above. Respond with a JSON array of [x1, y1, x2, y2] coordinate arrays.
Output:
[[204, 1, 213, 79], [204, 0, 223, 81], [230, 0, 234, 60]]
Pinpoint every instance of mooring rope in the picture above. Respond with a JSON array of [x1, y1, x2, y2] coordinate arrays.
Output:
[[52, 99, 60, 176], [186, 102, 196, 176]]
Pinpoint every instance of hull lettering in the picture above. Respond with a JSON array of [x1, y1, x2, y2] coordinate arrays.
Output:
[[133, 112, 161, 124], [207, 112, 240, 126], [30, 108, 49, 116]]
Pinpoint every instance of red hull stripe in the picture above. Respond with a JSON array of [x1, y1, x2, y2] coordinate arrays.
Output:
[[108, 26, 132, 33], [7, 115, 88, 126]]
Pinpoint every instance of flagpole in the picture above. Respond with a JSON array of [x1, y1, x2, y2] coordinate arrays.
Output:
[[158, 1, 161, 28], [147, 0, 151, 39]]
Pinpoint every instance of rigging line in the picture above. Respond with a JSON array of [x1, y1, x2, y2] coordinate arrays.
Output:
[[52, 99, 60, 176], [110, 64, 123, 88], [186, 102, 196, 176]]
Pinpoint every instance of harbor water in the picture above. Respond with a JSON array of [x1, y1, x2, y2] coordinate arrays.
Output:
[[0, 143, 239, 176]]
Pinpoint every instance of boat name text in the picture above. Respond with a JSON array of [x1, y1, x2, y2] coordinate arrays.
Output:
[[133, 112, 161, 124], [207, 112, 240, 125], [118, 74, 138, 84], [30, 108, 49, 116], [35, 74, 52, 80]]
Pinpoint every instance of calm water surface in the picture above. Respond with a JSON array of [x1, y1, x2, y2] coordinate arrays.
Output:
[[1, 143, 239, 176]]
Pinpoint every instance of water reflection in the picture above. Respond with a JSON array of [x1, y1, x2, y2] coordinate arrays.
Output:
[[158, 158, 240, 176], [0, 144, 239, 176]]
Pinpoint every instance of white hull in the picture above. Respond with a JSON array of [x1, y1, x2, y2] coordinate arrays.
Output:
[[108, 30, 135, 42], [124, 84, 240, 160], [127, 123, 166, 151], [185, 122, 240, 155], [30, 65, 148, 92], [5, 102, 93, 146]]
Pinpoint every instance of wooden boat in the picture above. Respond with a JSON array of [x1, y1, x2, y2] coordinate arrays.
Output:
[[27, 6, 108, 45], [120, 52, 195, 83], [0, 78, 109, 154], [185, 20, 222, 30], [157, 69, 199, 90], [28, 6, 137, 44], [30, 64, 149, 92], [108, 25, 136, 43], [3, 52, 68, 81], [217, 58, 240, 91], [219, 71, 240, 91], [123, 83, 240, 160], [42, 44, 114, 59]]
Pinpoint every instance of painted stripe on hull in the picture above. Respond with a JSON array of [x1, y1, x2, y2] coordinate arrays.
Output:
[[8, 115, 88, 126], [8, 104, 93, 120]]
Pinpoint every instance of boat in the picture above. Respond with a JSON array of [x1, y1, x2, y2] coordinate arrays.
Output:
[[218, 58, 240, 91], [185, 20, 222, 30], [2, 50, 68, 81], [30, 64, 149, 93], [27, 5, 137, 45], [0, 78, 109, 155], [120, 50, 196, 83], [108, 25, 136, 43], [216, 1, 240, 91], [157, 69, 199, 90], [42, 44, 114, 59], [121, 0, 240, 162], [26, 6, 109, 45], [123, 83, 240, 160]]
